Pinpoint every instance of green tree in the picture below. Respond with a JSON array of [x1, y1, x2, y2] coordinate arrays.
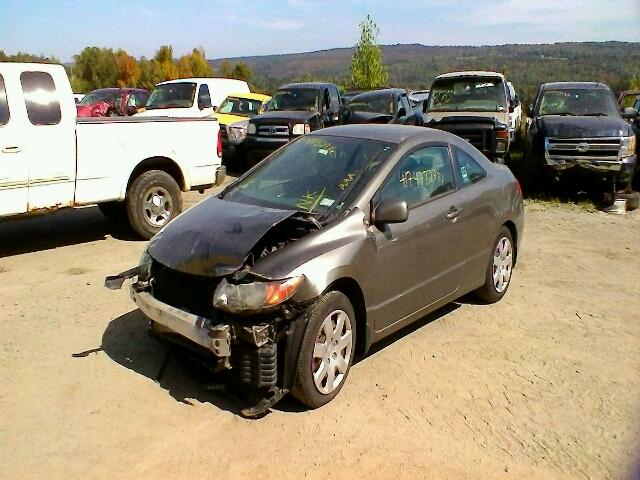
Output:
[[72, 47, 118, 90], [629, 73, 640, 90], [231, 62, 252, 82], [220, 60, 234, 78], [153, 45, 178, 81], [177, 48, 213, 78], [349, 15, 388, 89], [138, 57, 164, 90]]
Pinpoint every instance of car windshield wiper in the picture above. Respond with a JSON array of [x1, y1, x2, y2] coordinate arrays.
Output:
[[582, 113, 610, 117], [542, 112, 574, 116]]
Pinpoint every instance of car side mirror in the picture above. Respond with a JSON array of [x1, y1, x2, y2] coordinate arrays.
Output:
[[398, 107, 407, 117], [622, 107, 638, 119], [373, 198, 408, 226]]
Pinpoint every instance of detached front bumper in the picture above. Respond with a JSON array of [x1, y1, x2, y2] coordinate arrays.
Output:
[[130, 286, 231, 359]]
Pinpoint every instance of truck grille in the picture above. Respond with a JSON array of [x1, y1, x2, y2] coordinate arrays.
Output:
[[433, 125, 491, 152], [545, 137, 621, 161], [258, 125, 289, 136], [151, 261, 220, 318]]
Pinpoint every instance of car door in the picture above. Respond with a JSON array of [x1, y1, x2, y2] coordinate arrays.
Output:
[[450, 144, 498, 290], [368, 144, 466, 332], [0, 72, 29, 216], [20, 70, 75, 211]]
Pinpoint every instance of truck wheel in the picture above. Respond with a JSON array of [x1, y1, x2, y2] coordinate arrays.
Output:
[[98, 201, 126, 220], [474, 226, 514, 303], [291, 291, 356, 409], [126, 170, 182, 239]]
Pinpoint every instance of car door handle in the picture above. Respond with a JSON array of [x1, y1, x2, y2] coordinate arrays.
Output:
[[2, 146, 22, 153], [446, 206, 462, 220]]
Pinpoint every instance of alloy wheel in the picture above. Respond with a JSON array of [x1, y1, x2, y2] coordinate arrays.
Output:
[[311, 309, 353, 395], [493, 236, 513, 293]]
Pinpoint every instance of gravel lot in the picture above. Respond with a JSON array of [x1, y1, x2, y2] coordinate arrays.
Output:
[[1, 189, 639, 480]]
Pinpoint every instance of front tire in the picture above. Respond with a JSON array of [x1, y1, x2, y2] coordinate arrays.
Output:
[[126, 170, 182, 239], [291, 291, 356, 409], [474, 226, 514, 303]]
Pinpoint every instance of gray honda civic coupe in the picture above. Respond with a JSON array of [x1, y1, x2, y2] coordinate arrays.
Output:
[[107, 124, 524, 416]]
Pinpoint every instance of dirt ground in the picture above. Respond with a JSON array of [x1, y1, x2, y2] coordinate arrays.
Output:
[[1, 188, 639, 480]]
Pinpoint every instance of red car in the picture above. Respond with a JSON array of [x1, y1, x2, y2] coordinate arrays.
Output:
[[76, 88, 149, 117]]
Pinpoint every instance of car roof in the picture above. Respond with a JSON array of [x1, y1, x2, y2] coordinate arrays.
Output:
[[279, 82, 335, 89], [436, 71, 504, 80], [158, 77, 247, 85], [541, 82, 610, 90], [311, 124, 456, 144], [224, 92, 271, 101], [349, 88, 404, 101]]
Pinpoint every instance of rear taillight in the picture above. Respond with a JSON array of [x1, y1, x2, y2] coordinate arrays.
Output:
[[515, 178, 522, 195], [496, 129, 509, 139], [217, 129, 222, 158]]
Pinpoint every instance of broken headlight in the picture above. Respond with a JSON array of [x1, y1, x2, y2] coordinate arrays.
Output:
[[620, 135, 636, 158], [213, 275, 304, 313], [138, 249, 153, 282], [227, 122, 248, 142]]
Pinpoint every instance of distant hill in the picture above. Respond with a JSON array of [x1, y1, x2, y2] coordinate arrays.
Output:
[[210, 42, 640, 103]]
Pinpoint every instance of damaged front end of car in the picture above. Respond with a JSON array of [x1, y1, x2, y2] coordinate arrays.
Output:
[[105, 197, 324, 417]]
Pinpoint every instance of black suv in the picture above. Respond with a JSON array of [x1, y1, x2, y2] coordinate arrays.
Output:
[[245, 83, 341, 164], [524, 82, 637, 191]]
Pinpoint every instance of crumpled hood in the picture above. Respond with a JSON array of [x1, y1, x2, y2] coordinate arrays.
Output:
[[148, 196, 296, 277], [537, 115, 632, 138], [76, 101, 110, 117], [252, 110, 318, 123]]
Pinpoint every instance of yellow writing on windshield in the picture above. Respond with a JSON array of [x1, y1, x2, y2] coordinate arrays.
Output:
[[296, 188, 327, 213], [339, 173, 356, 190]]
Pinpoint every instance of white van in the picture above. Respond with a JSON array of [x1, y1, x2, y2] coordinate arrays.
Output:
[[136, 78, 250, 118]]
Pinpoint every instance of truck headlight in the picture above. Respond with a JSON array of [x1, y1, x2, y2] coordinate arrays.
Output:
[[620, 135, 636, 158], [247, 123, 256, 135], [292, 123, 310, 135], [213, 275, 304, 314], [227, 123, 247, 141]]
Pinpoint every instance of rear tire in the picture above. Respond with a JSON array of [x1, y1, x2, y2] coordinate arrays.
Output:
[[291, 291, 356, 409], [126, 170, 182, 239], [474, 226, 514, 303]]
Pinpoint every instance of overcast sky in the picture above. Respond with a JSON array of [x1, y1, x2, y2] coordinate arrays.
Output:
[[1, 0, 639, 62]]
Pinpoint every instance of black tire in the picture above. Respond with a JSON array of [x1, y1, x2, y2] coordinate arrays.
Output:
[[291, 291, 356, 409], [474, 226, 515, 304], [126, 170, 182, 239], [98, 201, 126, 220]]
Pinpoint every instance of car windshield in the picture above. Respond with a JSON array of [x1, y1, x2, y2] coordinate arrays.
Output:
[[218, 96, 264, 118], [428, 78, 507, 112], [268, 88, 319, 112], [346, 92, 393, 114], [222, 135, 392, 214], [145, 83, 196, 110], [79, 90, 119, 105], [538, 89, 619, 116]]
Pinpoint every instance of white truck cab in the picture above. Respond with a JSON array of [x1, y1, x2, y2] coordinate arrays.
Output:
[[136, 78, 250, 118], [0, 63, 225, 239]]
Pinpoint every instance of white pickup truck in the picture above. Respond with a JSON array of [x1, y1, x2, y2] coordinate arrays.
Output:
[[0, 63, 225, 239]]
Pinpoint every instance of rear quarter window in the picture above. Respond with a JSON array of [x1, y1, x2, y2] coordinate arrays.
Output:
[[20, 71, 61, 125], [453, 146, 487, 186], [0, 74, 9, 125]]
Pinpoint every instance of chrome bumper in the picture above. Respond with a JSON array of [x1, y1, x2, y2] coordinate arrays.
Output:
[[130, 286, 230, 358]]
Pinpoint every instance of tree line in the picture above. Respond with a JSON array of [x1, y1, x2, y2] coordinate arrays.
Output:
[[0, 46, 254, 93]]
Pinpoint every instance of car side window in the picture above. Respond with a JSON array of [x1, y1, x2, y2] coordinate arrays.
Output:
[[198, 84, 211, 109], [20, 71, 61, 125], [400, 94, 411, 114], [453, 146, 487, 186], [379, 146, 455, 208], [0, 74, 9, 125], [329, 86, 340, 111]]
